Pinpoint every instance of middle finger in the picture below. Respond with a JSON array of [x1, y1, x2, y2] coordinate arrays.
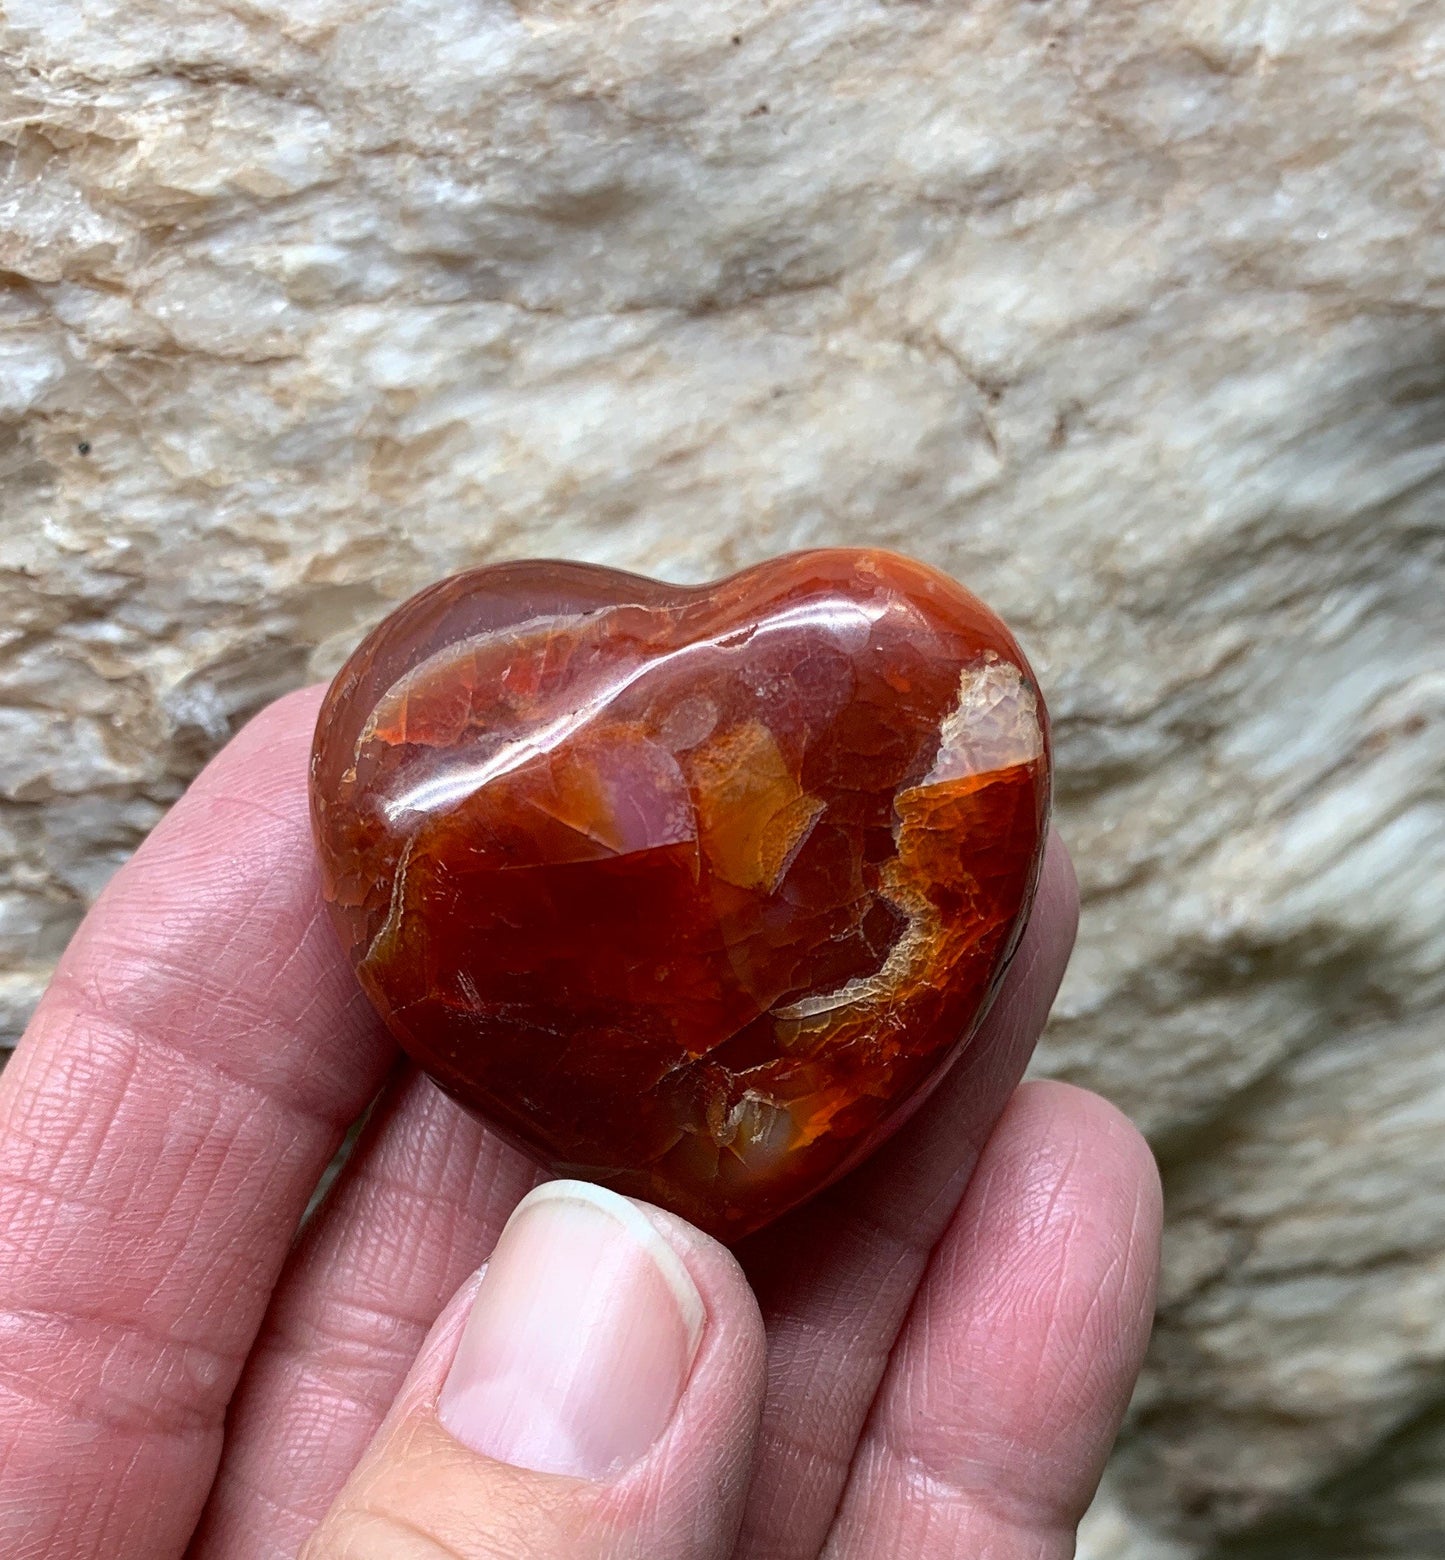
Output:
[[733, 833, 1078, 1559]]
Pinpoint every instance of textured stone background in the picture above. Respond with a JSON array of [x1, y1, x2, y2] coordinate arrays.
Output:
[[2, 1, 1443, 1554]]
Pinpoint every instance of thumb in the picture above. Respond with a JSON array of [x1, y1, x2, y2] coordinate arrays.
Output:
[[301, 1180, 767, 1560]]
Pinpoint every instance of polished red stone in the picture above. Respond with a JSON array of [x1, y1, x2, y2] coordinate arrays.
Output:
[[310, 550, 1050, 1239]]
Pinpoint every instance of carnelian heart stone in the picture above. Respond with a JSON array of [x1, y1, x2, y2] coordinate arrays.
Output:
[[310, 549, 1050, 1239]]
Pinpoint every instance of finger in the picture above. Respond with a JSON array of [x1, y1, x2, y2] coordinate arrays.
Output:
[[0, 688, 396, 1560], [303, 1181, 766, 1560], [825, 1082, 1162, 1558], [734, 832, 1078, 1558], [190, 1072, 541, 1560]]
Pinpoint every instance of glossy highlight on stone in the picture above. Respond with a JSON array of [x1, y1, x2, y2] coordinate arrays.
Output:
[[310, 550, 1050, 1239]]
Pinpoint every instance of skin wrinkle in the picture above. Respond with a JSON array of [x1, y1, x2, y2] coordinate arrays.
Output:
[[294, 1349, 403, 1428], [751, 1416, 859, 1505], [886, 1320, 1083, 1520], [334, 1162, 497, 1249], [0, 1054, 315, 1332], [837, 1473, 1075, 1560], [57, 1464, 131, 1560], [228, 1476, 338, 1544], [43, 952, 379, 1132], [303, 1118, 524, 1304], [1010, 1181, 1142, 1425], [99, 889, 277, 1012], [278, 1365, 409, 1455], [251, 1308, 441, 1424], [857, 1435, 1080, 1545], [104, 1059, 249, 1248], [87, 904, 372, 1060], [1041, 1192, 1158, 1434], [955, 1238, 1099, 1416], [315, 1507, 470, 1560], [0, 1169, 133, 1230], [0, 1021, 152, 1193], [806, 1183, 957, 1275], [270, 1292, 435, 1378], [1108, 1179, 1153, 1340], [1022, 1210, 1097, 1443], [0, 1303, 236, 1422], [192, 791, 317, 836], [2, 1422, 212, 1560], [0, 1364, 217, 1446], [79, 1004, 362, 1141]]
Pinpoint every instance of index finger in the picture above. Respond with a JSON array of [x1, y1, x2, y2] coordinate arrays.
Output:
[[0, 689, 396, 1560]]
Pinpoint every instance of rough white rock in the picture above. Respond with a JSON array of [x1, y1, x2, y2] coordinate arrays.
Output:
[[1, 2, 1443, 1554]]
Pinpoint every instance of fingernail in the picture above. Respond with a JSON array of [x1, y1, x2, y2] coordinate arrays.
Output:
[[437, 1180, 705, 1479]]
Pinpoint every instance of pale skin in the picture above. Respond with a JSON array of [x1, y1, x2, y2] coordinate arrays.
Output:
[[0, 688, 1162, 1560]]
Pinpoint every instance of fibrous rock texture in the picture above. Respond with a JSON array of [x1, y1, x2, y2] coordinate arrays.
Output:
[[0, 2, 1441, 1554]]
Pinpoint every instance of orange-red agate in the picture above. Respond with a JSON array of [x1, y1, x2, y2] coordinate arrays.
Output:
[[310, 550, 1050, 1239]]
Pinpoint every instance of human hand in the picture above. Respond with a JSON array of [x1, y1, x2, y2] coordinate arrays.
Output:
[[0, 689, 1161, 1559]]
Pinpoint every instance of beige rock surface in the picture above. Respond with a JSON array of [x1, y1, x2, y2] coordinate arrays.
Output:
[[1, 1, 1443, 1553]]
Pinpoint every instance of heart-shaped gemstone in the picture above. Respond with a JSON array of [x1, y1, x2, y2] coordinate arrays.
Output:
[[310, 550, 1049, 1239]]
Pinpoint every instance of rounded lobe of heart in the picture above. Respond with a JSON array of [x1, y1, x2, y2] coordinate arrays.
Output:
[[310, 549, 1050, 1239]]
